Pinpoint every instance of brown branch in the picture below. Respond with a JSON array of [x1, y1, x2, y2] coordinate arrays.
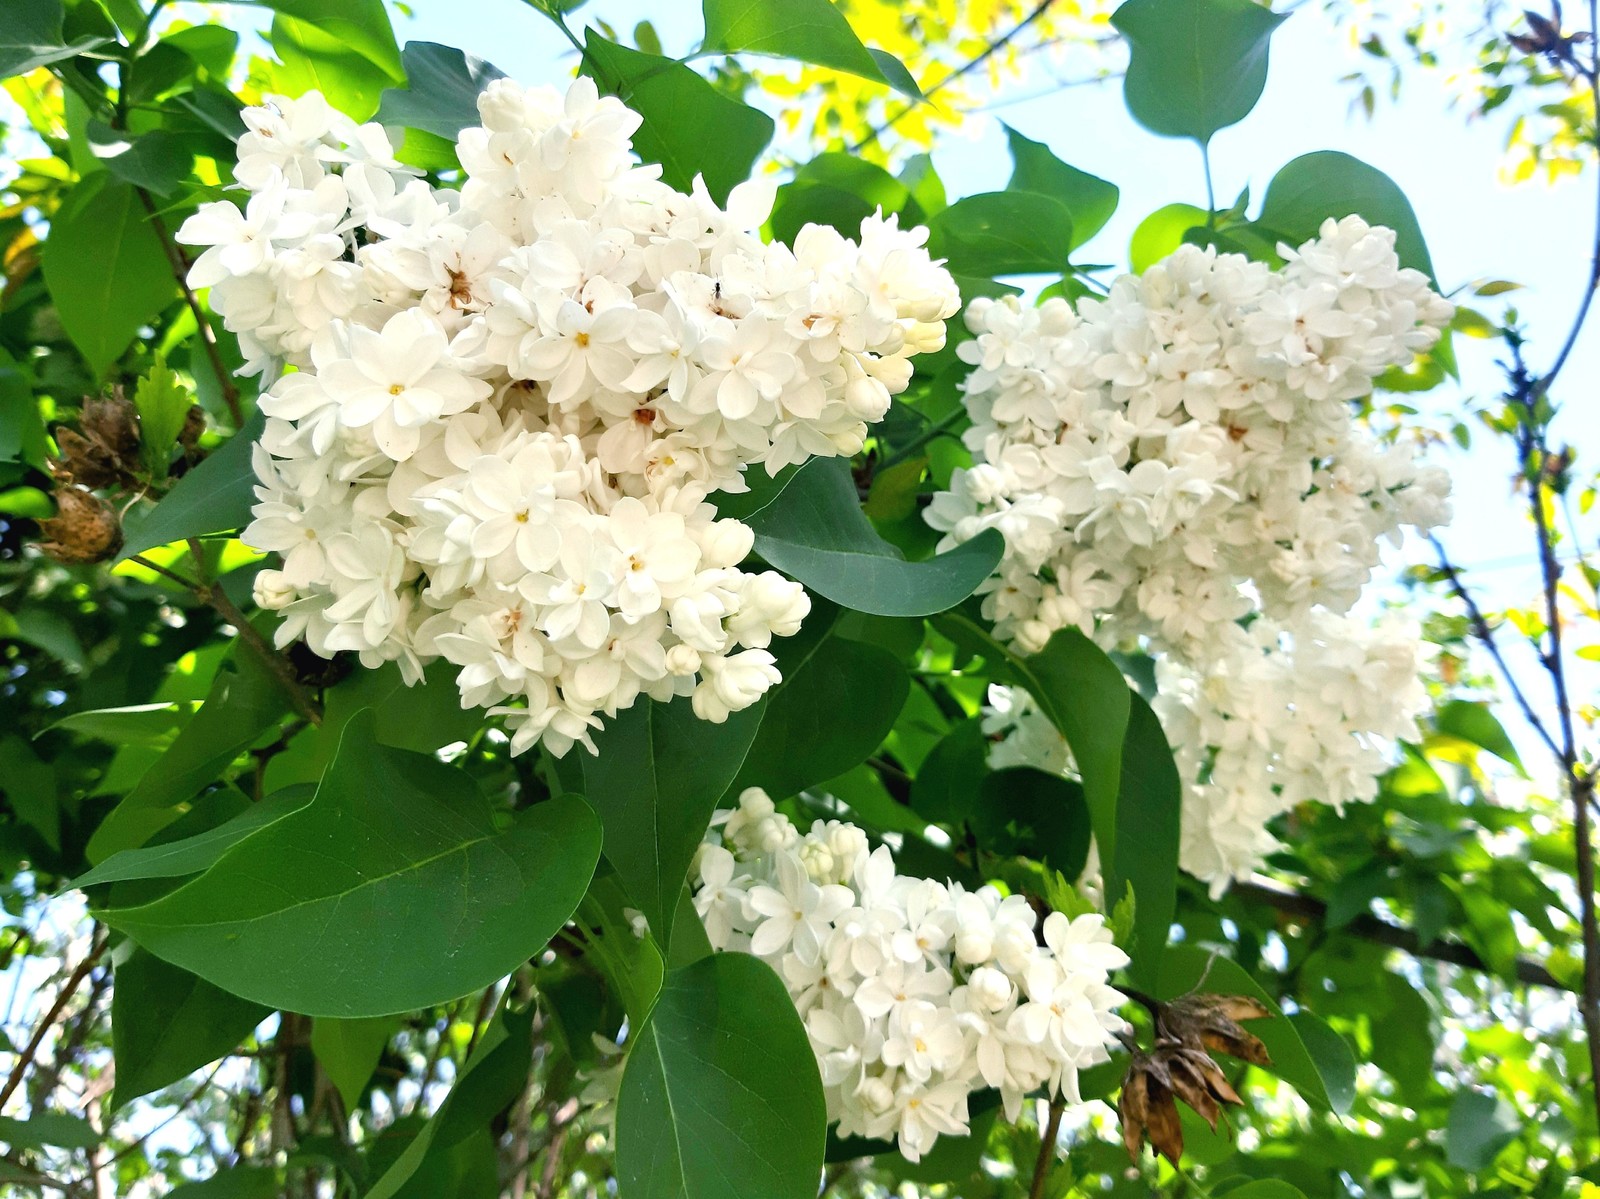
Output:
[[185, 538, 322, 726], [1029, 1098, 1065, 1199], [1232, 879, 1569, 991], [135, 191, 243, 427], [0, 930, 106, 1111]]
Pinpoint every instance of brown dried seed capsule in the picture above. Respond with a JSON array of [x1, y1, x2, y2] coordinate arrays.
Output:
[[1158, 993, 1274, 1066], [36, 486, 122, 564]]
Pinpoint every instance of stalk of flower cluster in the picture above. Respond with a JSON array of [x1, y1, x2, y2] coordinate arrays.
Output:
[[176, 81, 960, 755], [937, 226, 1454, 892], [692, 789, 1129, 1160]]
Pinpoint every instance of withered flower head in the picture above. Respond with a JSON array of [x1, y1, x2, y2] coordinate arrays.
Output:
[[1121, 1040, 1247, 1165], [53, 394, 142, 490], [1158, 993, 1274, 1066], [36, 486, 122, 564]]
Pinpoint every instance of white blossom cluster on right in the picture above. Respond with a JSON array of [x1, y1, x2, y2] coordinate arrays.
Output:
[[176, 81, 958, 755], [692, 788, 1128, 1161], [935, 220, 1453, 892]]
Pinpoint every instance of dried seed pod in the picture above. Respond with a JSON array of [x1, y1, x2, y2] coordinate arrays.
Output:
[[1158, 993, 1274, 1066], [53, 395, 143, 489], [36, 486, 122, 564], [1120, 1039, 1249, 1165]]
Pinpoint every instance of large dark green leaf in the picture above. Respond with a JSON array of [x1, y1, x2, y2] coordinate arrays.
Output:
[[1254, 151, 1435, 279], [909, 718, 990, 826], [0, 1112, 100, 1151], [581, 697, 762, 954], [117, 409, 264, 562], [377, 41, 505, 141], [581, 35, 773, 205], [366, 1006, 535, 1199], [701, 0, 919, 96], [0, 0, 112, 81], [1004, 125, 1119, 250], [974, 766, 1091, 881], [1111, 0, 1288, 144], [744, 457, 1003, 617], [102, 712, 601, 1016], [42, 176, 176, 379], [616, 954, 825, 1199], [166, 1169, 282, 1199], [1115, 694, 1181, 988], [111, 948, 270, 1109], [927, 192, 1075, 276], [733, 617, 909, 799], [1288, 1012, 1357, 1117]]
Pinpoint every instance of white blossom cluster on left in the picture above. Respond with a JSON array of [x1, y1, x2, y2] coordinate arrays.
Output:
[[176, 81, 960, 754], [692, 788, 1128, 1161]]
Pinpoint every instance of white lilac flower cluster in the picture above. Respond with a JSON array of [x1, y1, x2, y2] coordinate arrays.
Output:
[[692, 788, 1128, 1160], [942, 222, 1451, 891], [176, 82, 959, 755]]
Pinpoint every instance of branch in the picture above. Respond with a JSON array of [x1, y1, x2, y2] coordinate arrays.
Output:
[[185, 539, 322, 727], [1029, 1098, 1065, 1199], [0, 930, 106, 1111], [133, 185, 242, 428], [1232, 879, 1569, 991]]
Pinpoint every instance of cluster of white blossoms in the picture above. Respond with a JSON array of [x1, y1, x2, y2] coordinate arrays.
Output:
[[940, 223, 1452, 891], [177, 81, 959, 754], [693, 788, 1128, 1160]]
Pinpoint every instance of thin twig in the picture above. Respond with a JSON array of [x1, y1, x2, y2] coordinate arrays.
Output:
[[1029, 1098, 1065, 1199], [1231, 879, 1569, 990], [134, 191, 242, 426], [127, 553, 199, 591], [185, 538, 322, 726], [0, 930, 106, 1111]]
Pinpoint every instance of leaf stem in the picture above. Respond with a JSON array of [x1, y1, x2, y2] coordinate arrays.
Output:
[[880, 406, 968, 471]]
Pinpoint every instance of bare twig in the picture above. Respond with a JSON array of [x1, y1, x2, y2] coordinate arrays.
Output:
[[134, 191, 243, 427], [0, 930, 106, 1111], [1029, 1098, 1065, 1199]]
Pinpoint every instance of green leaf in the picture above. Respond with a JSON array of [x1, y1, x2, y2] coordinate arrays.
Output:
[[253, 0, 404, 79], [1222, 1184, 1310, 1199], [1114, 694, 1180, 988], [1434, 699, 1526, 776], [133, 354, 194, 477], [111, 948, 270, 1109], [377, 41, 505, 142], [311, 1016, 396, 1110], [581, 696, 762, 954], [87, 654, 288, 861], [0, 1112, 100, 1151], [1445, 1089, 1521, 1170], [102, 712, 602, 1016], [267, 13, 403, 122], [744, 457, 1004, 617], [75, 786, 314, 890], [701, 0, 918, 96], [768, 153, 910, 246], [87, 124, 198, 196], [117, 409, 264, 562], [1004, 125, 1119, 250], [0, 735, 58, 851], [616, 954, 825, 1199], [927, 191, 1075, 276], [1158, 947, 1336, 1110], [580, 35, 773, 205], [42, 175, 176, 380], [0, 0, 112, 80], [0, 348, 47, 468], [974, 766, 1091, 881], [733, 619, 909, 799], [1111, 0, 1288, 144], [1287, 1012, 1357, 1117], [166, 1169, 282, 1199], [1130, 202, 1209, 272], [366, 1005, 534, 1199], [910, 718, 991, 825], [1254, 151, 1434, 279]]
